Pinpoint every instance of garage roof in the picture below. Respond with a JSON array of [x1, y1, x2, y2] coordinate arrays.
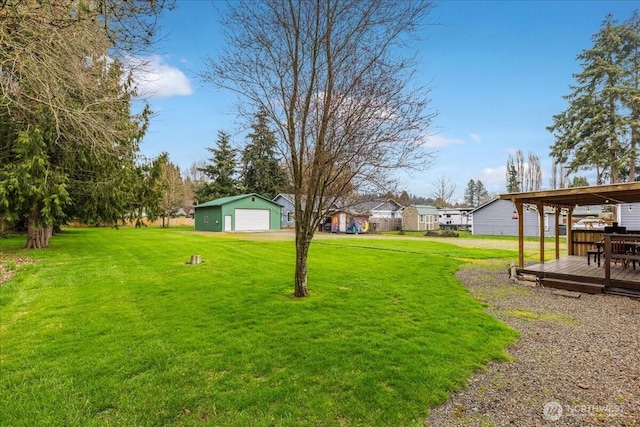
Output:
[[195, 193, 279, 208], [499, 182, 640, 208]]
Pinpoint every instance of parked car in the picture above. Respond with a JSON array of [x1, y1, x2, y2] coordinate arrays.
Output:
[[572, 218, 606, 230]]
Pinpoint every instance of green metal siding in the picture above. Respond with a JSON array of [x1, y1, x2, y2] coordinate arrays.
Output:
[[194, 194, 281, 232], [194, 205, 223, 231]]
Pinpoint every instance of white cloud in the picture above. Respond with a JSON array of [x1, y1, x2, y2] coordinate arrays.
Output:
[[480, 165, 507, 186], [469, 133, 482, 143], [421, 134, 465, 148], [129, 55, 193, 99]]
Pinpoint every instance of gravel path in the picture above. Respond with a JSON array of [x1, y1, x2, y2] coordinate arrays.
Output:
[[426, 262, 640, 427]]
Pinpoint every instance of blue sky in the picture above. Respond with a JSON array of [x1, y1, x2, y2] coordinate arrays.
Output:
[[136, 0, 639, 201]]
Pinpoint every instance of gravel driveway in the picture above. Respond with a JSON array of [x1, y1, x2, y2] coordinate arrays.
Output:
[[426, 262, 640, 427]]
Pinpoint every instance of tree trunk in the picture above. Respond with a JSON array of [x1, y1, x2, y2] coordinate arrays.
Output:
[[294, 233, 310, 297], [24, 212, 52, 249]]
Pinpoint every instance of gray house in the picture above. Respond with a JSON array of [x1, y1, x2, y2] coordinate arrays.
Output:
[[471, 198, 560, 237], [617, 203, 640, 230], [194, 194, 282, 232], [273, 193, 295, 228]]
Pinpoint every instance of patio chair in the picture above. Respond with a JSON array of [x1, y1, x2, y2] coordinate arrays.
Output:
[[609, 240, 630, 269]]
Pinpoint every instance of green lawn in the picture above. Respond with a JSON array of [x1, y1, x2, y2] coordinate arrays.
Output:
[[0, 227, 518, 426]]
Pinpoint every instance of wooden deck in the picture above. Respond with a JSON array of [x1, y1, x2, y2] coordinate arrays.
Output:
[[519, 256, 640, 298]]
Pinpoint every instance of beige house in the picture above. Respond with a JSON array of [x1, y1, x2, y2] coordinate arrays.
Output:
[[403, 205, 439, 231]]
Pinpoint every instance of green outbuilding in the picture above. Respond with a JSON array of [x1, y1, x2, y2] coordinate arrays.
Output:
[[194, 193, 282, 232]]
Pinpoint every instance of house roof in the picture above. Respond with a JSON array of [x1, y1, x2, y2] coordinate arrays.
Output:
[[273, 193, 294, 205], [195, 193, 279, 208], [469, 197, 499, 213], [437, 207, 474, 212], [414, 205, 438, 215], [471, 197, 556, 214], [499, 182, 640, 208]]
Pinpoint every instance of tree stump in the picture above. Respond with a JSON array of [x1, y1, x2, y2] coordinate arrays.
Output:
[[189, 255, 202, 265]]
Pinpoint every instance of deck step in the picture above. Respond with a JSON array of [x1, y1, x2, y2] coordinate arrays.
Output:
[[605, 287, 640, 299], [541, 278, 604, 294]]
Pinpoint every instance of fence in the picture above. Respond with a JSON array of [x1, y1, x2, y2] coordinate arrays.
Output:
[[369, 217, 403, 232], [66, 217, 195, 228]]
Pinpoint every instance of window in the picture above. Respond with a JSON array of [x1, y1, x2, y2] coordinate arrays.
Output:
[[419, 215, 425, 223], [204, 215, 209, 224], [287, 211, 294, 222]]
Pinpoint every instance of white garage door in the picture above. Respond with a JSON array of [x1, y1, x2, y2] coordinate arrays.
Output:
[[234, 209, 270, 231]]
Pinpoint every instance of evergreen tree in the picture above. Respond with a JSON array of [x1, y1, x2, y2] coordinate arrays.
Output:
[[398, 190, 411, 206], [463, 180, 476, 206], [568, 176, 590, 187], [463, 179, 489, 206], [127, 154, 167, 228], [621, 12, 640, 181], [475, 180, 490, 205], [0, 1, 168, 248], [241, 109, 288, 198], [196, 131, 239, 203], [506, 165, 520, 192], [549, 14, 640, 184]]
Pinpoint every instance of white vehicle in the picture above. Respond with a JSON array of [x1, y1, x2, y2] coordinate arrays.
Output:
[[572, 218, 606, 230]]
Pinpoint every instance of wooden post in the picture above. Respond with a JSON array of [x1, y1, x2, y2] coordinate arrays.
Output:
[[516, 202, 524, 268], [190, 255, 202, 265], [604, 234, 611, 288], [537, 203, 545, 263], [567, 207, 574, 256], [554, 208, 560, 260]]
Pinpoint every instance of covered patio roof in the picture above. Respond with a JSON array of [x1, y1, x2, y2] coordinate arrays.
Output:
[[498, 182, 640, 268], [499, 182, 640, 208]]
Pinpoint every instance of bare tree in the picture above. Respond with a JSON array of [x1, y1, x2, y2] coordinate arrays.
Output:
[[506, 150, 541, 192], [430, 176, 456, 207], [205, 0, 436, 297], [185, 160, 208, 185], [158, 159, 185, 227], [523, 152, 542, 191], [550, 159, 569, 189]]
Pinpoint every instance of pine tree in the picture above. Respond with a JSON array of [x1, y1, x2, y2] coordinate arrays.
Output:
[[463, 180, 476, 206], [549, 14, 640, 184], [196, 131, 239, 203], [568, 176, 590, 187], [463, 179, 489, 207], [620, 12, 640, 181], [0, 1, 168, 248], [506, 166, 520, 193], [475, 180, 490, 205], [241, 109, 288, 198]]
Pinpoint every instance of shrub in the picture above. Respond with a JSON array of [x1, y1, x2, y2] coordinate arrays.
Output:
[[425, 230, 459, 238]]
